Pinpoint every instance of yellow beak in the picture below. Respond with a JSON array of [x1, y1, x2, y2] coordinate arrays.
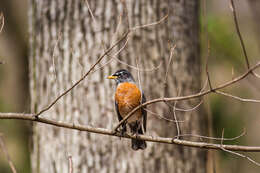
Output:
[[107, 75, 117, 79]]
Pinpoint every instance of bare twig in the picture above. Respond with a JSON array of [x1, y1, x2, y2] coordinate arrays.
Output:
[[220, 129, 260, 167], [144, 108, 184, 123], [0, 113, 260, 152], [229, 0, 250, 70], [200, 78, 209, 94], [131, 14, 168, 31], [206, 40, 213, 90], [114, 57, 162, 72], [96, 11, 166, 75], [93, 34, 131, 73], [175, 99, 203, 112], [178, 128, 246, 141], [68, 155, 73, 173], [113, 61, 260, 131], [51, 31, 62, 81], [221, 146, 260, 167], [135, 56, 142, 94], [85, 0, 95, 22], [173, 97, 180, 139], [0, 134, 17, 173], [0, 12, 4, 34], [216, 90, 260, 103], [165, 99, 203, 112], [164, 44, 176, 94]]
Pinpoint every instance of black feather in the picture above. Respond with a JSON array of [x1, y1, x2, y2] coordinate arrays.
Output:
[[141, 93, 147, 132]]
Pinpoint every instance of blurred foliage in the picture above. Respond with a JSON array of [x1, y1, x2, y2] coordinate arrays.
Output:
[[207, 16, 245, 68]]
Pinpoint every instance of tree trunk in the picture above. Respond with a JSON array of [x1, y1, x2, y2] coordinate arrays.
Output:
[[29, 0, 207, 173]]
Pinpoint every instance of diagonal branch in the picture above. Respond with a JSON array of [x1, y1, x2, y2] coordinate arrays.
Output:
[[35, 31, 130, 117], [113, 61, 260, 131], [229, 0, 250, 69]]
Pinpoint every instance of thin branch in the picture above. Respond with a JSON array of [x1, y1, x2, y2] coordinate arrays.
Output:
[[229, 0, 250, 69], [135, 56, 142, 99], [93, 34, 131, 73], [0, 134, 17, 173], [216, 90, 260, 103], [221, 146, 260, 167], [131, 14, 168, 31], [51, 31, 61, 81], [164, 44, 176, 94], [178, 128, 246, 141], [35, 31, 130, 117], [165, 99, 203, 112], [85, 0, 95, 22], [173, 97, 180, 139], [206, 40, 213, 90], [175, 99, 203, 112], [0, 12, 4, 34], [200, 78, 209, 93], [0, 113, 260, 152], [113, 61, 260, 131], [144, 108, 184, 123], [114, 57, 162, 72], [252, 72, 260, 79], [220, 129, 260, 167], [68, 155, 73, 173]]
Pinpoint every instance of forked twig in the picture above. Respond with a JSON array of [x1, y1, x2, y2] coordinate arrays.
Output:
[[220, 129, 260, 167]]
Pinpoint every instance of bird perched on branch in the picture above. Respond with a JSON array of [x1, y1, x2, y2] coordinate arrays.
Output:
[[107, 69, 147, 150]]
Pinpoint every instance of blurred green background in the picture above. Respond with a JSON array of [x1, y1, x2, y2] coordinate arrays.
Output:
[[0, 0, 260, 172]]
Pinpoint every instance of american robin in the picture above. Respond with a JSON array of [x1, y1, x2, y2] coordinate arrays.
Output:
[[107, 69, 147, 150]]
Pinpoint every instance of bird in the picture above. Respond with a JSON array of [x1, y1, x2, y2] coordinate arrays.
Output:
[[107, 69, 147, 150]]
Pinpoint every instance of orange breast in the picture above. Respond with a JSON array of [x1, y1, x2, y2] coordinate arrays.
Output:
[[115, 82, 142, 123]]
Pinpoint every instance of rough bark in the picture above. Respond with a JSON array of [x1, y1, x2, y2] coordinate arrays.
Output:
[[29, 0, 207, 173]]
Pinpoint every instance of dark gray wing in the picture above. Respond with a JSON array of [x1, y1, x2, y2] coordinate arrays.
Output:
[[115, 101, 123, 122], [141, 93, 147, 132]]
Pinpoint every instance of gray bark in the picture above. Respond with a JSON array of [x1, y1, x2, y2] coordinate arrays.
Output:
[[29, 0, 207, 172]]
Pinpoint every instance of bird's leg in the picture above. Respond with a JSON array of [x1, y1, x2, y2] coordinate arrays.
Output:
[[119, 122, 127, 137], [129, 121, 140, 139]]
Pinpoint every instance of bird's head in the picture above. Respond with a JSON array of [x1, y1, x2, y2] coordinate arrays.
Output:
[[107, 69, 135, 84]]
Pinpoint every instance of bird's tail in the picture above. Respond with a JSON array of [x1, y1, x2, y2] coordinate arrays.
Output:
[[130, 122, 147, 150]]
